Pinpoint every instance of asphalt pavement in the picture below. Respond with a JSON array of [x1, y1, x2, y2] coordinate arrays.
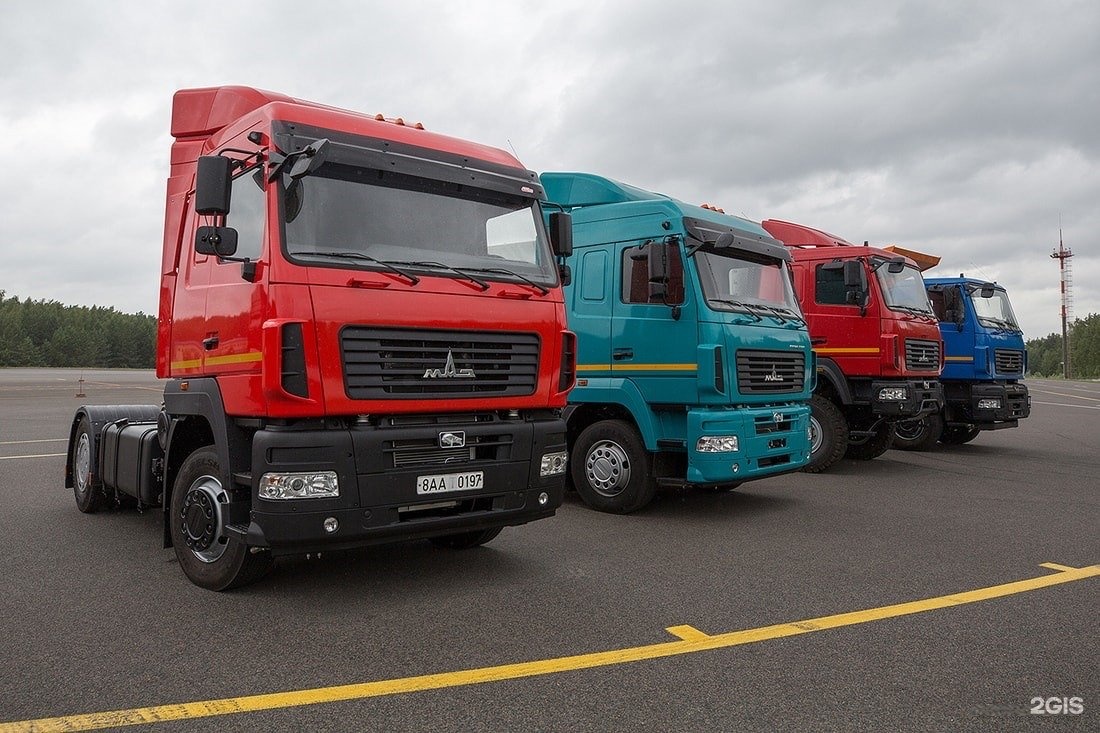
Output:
[[0, 370, 1096, 732]]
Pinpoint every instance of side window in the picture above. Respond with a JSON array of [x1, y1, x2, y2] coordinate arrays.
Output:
[[228, 168, 266, 262], [815, 264, 847, 305], [621, 243, 684, 304], [928, 289, 948, 321]]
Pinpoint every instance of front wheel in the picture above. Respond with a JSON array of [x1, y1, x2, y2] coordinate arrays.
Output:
[[892, 413, 944, 451], [170, 447, 271, 591], [939, 425, 982, 445], [570, 420, 656, 514], [72, 417, 105, 513], [429, 527, 503, 549], [804, 395, 848, 473]]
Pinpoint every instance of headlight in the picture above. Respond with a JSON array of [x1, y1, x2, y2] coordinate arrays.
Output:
[[977, 398, 1002, 410], [540, 451, 568, 477], [878, 387, 908, 401], [258, 471, 340, 500], [696, 436, 740, 453]]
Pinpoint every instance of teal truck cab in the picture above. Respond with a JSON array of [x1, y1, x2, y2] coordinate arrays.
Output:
[[892, 276, 1031, 449], [542, 173, 813, 513]]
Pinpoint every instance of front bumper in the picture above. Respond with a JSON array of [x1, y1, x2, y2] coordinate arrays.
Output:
[[237, 413, 566, 554], [951, 381, 1031, 428], [685, 403, 812, 484], [870, 379, 944, 420]]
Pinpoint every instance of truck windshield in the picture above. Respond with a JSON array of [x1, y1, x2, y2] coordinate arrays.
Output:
[[970, 287, 1021, 331], [875, 264, 935, 315], [282, 164, 556, 286], [695, 248, 803, 320]]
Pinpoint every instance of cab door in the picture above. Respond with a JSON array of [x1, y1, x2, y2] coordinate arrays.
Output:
[[611, 240, 698, 405]]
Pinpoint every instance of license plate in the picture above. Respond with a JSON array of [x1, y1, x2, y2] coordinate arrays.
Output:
[[416, 470, 484, 495]]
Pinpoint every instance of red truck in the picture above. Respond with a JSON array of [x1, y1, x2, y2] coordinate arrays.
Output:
[[66, 86, 575, 589], [761, 220, 944, 472]]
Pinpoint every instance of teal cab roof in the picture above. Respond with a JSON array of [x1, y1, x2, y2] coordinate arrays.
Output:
[[540, 172, 774, 240]]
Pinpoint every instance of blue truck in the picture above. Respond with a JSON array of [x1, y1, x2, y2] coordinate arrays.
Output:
[[541, 173, 814, 513], [892, 275, 1031, 450]]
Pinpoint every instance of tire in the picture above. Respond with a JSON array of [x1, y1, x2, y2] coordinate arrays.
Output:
[[804, 394, 848, 473], [429, 527, 503, 549], [170, 447, 271, 591], [72, 417, 105, 513], [570, 420, 656, 514], [939, 425, 982, 445], [891, 412, 944, 452], [844, 422, 895, 461]]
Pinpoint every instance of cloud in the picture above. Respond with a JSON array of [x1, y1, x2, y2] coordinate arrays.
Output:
[[1, 0, 1096, 339]]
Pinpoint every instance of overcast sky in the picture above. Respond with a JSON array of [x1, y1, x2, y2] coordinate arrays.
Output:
[[2, 0, 1096, 339]]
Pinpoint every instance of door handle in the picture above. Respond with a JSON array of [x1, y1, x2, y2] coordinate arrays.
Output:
[[203, 336, 220, 351], [613, 348, 634, 361]]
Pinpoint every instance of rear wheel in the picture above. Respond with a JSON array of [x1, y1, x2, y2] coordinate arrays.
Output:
[[170, 447, 271, 591], [804, 395, 848, 473], [429, 527, 503, 549], [939, 425, 982, 445], [845, 422, 895, 461], [892, 413, 944, 451], [570, 420, 656, 513], [72, 417, 105, 513]]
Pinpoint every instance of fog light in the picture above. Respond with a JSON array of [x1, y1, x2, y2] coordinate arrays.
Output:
[[540, 450, 568, 476], [878, 387, 908, 401], [977, 398, 1001, 410], [323, 517, 339, 533], [696, 436, 739, 453], [731, 464, 740, 474], [259, 471, 339, 499], [538, 492, 549, 506]]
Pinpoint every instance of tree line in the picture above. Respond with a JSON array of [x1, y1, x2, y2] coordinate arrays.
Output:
[[2, 287, 1098, 378], [1025, 313, 1100, 379], [0, 291, 156, 368]]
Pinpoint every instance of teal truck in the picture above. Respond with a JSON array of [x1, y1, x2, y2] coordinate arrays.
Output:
[[892, 275, 1031, 450], [541, 173, 814, 513]]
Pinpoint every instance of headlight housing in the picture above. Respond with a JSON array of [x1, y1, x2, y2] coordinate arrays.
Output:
[[696, 436, 740, 453], [258, 471, 340, 500], [540, 451, 568, 477], [878, 387, 908, 401], [977, 398, 1002, 410]]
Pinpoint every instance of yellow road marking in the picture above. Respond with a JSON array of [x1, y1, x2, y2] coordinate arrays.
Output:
[[665, 625, 711, 641], [2, 563, 1095, 733]]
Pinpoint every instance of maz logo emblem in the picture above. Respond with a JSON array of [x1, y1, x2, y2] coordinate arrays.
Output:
[[439, 431, 466, 448], [764, 366, 783, 382], [423, 350, 475, 379]]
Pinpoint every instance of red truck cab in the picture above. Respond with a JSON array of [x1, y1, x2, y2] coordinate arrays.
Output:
[[67, 86, 575, 589], [762, 219, 944, 471]]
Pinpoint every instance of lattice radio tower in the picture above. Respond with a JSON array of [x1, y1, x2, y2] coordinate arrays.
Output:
[[1050, 228, 1074, 379]]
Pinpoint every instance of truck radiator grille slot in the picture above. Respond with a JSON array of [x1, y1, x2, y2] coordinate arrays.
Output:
[[758, 454, 792, 468], [341, 327, 539, 399], [904, 339, 941, 372], [385, 435, 512, 468], [736, 350, 806, 394], [994, 349, 1024, 375]]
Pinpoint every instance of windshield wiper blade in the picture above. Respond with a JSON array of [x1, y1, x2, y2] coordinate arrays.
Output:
[[462, 266, 550, 295], [298, 251, 419, 285], [400, 261, 490, 291], [707, 298, 763, 322]]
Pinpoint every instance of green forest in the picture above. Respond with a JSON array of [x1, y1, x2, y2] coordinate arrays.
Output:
[[0, 291, 156, 368], [1, 288, 1098, 378]]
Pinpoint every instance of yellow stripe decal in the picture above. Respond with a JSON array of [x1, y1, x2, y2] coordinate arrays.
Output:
[[576, 363, 697, 373], [2, 563, 1094, 732], [169, 358, 202, 370], [205, 352, 263, 367], [944, 356, 974, 362]]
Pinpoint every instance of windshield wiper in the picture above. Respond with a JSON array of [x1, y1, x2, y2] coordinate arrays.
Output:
[[297, 251, 419, 285], [399, 261, 490, 291], [980, 317, 1020, 332], [707, 298, 763, 322], [462, 266, 550, 295]]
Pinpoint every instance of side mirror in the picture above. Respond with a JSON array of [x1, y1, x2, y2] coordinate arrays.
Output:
[[842, 260, 863, 288], [195, 156, 233, 215], [887, 260, 905, 273], [195, 226, 239, 258], [979, 286, 995, 298], [549, 212, 573, 257]]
